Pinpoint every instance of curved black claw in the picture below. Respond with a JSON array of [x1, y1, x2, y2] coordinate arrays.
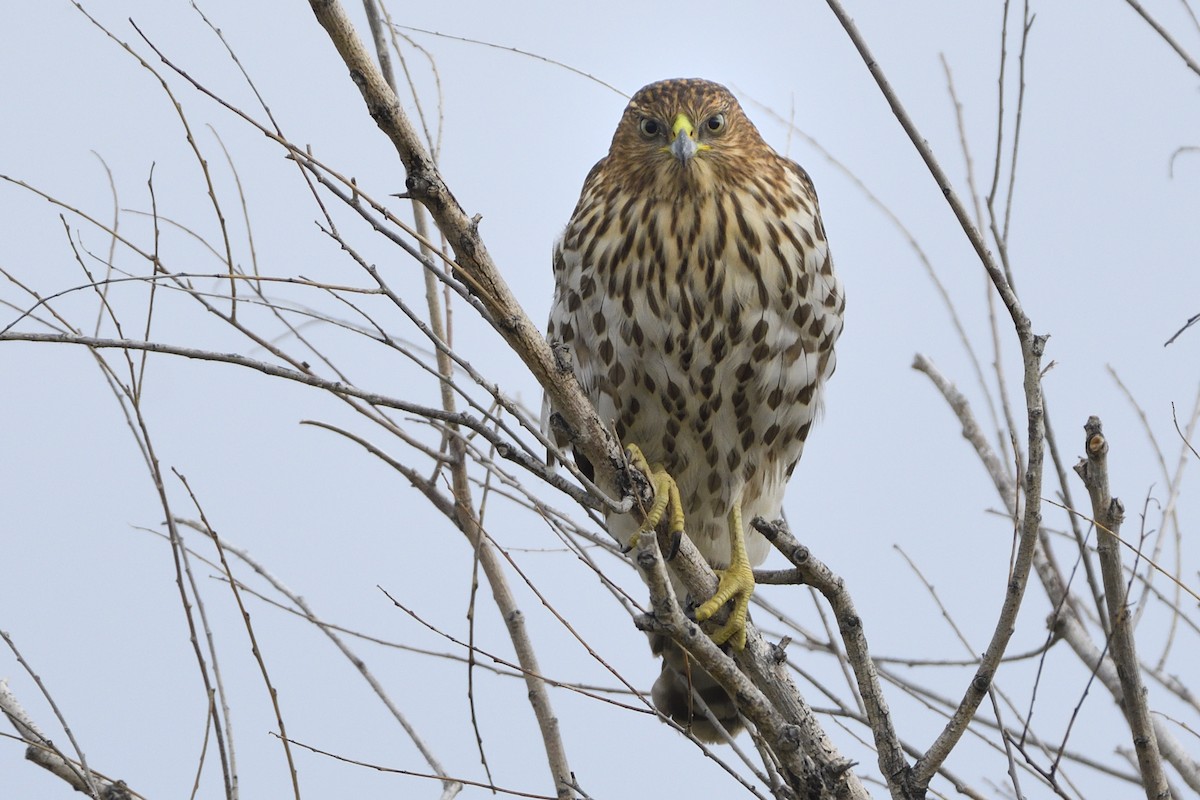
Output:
[[660, 527, 683, 561]]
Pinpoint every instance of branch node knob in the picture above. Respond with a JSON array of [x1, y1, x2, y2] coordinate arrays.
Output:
[[635, 548, 658, 571]]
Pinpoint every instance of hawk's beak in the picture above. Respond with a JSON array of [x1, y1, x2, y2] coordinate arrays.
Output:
[[669, 113, 699, 163]]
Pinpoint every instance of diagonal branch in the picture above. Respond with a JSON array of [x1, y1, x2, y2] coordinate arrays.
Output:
[[305, 4, 597, 796], [753, 517, 913, 799], [822, 4, 1048, 788], [305, 0, 625, 501], [1121, 0, 1200, 77]]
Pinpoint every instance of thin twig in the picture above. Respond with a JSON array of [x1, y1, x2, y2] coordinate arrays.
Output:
[[280, 734, 561, 799], [175, 471, 300, 800], [1121, 0, 1200, 76], [389, 24, 626, 99]]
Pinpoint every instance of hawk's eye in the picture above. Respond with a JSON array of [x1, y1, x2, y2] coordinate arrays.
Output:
[[638, 118, 661, 138], [705, 113, 726, 133]]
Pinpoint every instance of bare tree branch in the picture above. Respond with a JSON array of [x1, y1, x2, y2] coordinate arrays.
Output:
[[0, 677, 120, 799], [1121, 0, 1200, 77], [305, 0, 625, 502], [1073, 417, 1171, 798], [822, 5, 1050, 789], [753, 517, 911, 798]]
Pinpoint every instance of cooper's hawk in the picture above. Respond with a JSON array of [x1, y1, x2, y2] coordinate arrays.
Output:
[[547, 78, 844, 739]]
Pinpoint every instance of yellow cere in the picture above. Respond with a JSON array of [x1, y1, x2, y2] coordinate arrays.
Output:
[[671, 113, 696, 138], [669, 113, 712, 153]]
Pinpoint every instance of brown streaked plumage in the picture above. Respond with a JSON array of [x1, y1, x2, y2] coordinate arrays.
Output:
[[546, 78, 844, 741]]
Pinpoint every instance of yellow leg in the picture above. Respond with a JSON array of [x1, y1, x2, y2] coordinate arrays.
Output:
[[625, 443, 685, 548], [694, 502, 755, 650]]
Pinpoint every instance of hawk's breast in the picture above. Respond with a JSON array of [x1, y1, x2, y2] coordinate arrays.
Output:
[[548, 162, 844, 567]]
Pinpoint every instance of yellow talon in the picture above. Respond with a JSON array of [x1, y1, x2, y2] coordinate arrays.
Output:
[[694, 502, 755, 650], [626, 445, 753, 649], [625, 443, 685, 549]]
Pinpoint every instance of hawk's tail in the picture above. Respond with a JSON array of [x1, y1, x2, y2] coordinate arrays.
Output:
[[650, 634, 743, 742]]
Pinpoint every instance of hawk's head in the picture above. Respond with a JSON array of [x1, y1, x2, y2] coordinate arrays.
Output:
[[604, 78, 771, 197]]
